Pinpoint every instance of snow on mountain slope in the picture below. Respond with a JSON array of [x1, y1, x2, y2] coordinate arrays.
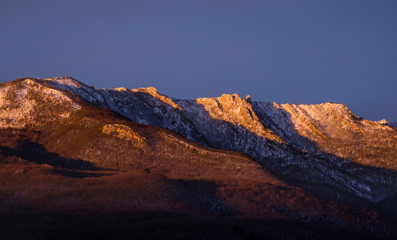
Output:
[[98, 86, 208, 145], [195, 94, 284, 143], [176, 96, 397, 202], [4, 77, 383, 227], [42, 77, 207, 146], [253, 102, 397, 169], [0, 77, 280, 183], [31, 77, 397, 202], [176, 96, 290, 161], [44, 76, 107, 107], [0, 78, 81, 129]]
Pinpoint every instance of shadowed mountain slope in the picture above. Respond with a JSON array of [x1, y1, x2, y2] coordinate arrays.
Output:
[[253, 101, 397, 169], [1, 77, 396, 239], [34, 77, 397, 204]]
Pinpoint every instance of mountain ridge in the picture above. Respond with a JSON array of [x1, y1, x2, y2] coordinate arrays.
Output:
[[0, 77, 373, 219], [2, 76, 396, 203], [1, 76, 397, 239]]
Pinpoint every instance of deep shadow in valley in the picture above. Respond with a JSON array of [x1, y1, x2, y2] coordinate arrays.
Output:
[[0, 209, 394, 240], [0, 138, 111, 178]]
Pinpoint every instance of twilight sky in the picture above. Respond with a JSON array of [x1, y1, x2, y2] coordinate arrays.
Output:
[[1, 0, 396, 121]]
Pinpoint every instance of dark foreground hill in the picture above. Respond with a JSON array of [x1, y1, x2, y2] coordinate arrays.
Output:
[[0, 77, 396, 239]]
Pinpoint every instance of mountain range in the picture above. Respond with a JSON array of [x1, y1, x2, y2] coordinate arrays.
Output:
[[0, 76, 396, 239]]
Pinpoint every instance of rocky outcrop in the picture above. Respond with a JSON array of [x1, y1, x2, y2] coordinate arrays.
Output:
[[102, 124, 148, 151]]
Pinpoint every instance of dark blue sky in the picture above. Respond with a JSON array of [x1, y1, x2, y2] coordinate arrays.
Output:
[[1, 0, 396, 121]]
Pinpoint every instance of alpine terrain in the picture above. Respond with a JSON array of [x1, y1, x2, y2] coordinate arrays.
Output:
[[0, 76, 396, 239]]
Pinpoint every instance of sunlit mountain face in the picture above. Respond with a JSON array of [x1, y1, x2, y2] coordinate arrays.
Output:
[[1, 77, 396, 240]]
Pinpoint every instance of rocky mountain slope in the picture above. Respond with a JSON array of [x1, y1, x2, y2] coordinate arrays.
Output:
[[1, 76, 396, 239], [34, 77, 397, 204], [253, 102, 397, 169]]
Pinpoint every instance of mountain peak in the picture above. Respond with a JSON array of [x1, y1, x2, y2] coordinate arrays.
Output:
[[132, 86, 159, 95], [44, 76, 83, 88], [219, 93, 242, 101], [113, 87, 128, 92], [132, 86, 181, 110], [195, 93, 286, 143]]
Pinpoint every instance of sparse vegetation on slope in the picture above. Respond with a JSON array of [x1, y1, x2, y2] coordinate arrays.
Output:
[[0, 77, 396, 239]]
